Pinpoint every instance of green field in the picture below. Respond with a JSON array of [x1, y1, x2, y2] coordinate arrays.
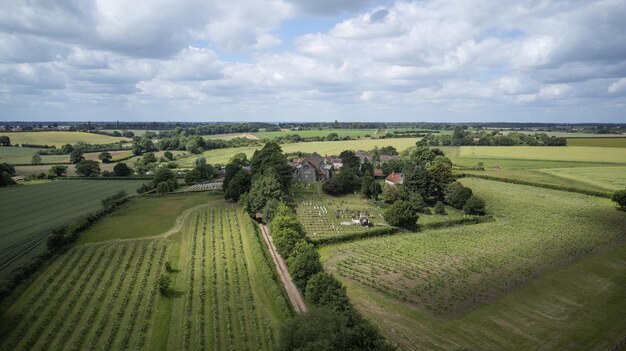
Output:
[[535, 166, 626, 191], [0, 147, 68, 164], [0, 180, 147, 278], [0, 198, 291, 351], [0, 131, 129, 147], [178, 138, 421, 166], [566, 137, 626, 148], [320, 178, 626, 350], [458, 146, 626, 164], [78, 194, 211, 244]]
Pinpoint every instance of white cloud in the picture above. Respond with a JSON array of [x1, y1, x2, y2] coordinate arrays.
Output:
[[608, 78, 626, 93]]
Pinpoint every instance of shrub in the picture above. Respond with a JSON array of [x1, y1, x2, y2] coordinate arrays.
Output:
[[463, 195, 486, 215], [75, 160, 101, 177], [444, 182, 473, 209], [383, 200, 418, 230], [287, 240, 323, 291], [113, 162, 132, 176], [157, 274, 171, 296], [612, 189, 626, 211], [434, 201, 447, 215]]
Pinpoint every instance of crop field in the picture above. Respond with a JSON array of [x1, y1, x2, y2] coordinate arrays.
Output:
[[84, 150, 134, 161], [320, 178, 626, 349], [0, 198, 291, 351], [321, 178, 626, 316], [0, 147, 68, 164], [253, 128, 380, 139], [458, 146, 626, 164], [535, 166, 626, 191], [566, 137, 626, 148], [178, 138, 421, 166], [0, 180, 147, 278], [0, 131, 129, 147]]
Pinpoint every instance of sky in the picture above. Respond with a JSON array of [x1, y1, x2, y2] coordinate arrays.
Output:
[[0, 0, 625, 123]]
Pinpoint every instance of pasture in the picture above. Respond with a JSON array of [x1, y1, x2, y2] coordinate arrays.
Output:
[[458, 146, 626, 164], [0, 198, 291, 351], [0, 131, 129, 147], [566, 137, 626, 148], [0, 147, 68, 165], [535, 166, 626, 191], [0, 180, 147, 278], [178, 138, 421, 166], [320, 178, 626, 349]]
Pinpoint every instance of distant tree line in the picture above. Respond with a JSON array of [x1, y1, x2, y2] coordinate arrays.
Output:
[[418, 127, 567, 147]]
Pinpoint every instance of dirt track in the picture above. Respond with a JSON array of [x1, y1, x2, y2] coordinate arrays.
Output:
[[258, 224, 307, 313]]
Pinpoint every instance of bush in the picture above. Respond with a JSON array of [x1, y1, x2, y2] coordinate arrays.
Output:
[[463, 195, 486, 215], [75, 160, 101, 177], [444, 182, 473, 209], [434, 201, 446, 215], [157, 274, 171, 296], [287, 240, 323, 291], [273, 228, 302, 259], [113, 162, 132, 176], [305, 272, 351, 314], [612, 189, 626, 211], [383, 200, 418, 230]]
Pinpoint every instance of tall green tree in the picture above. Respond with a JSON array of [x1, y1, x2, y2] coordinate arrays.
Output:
[[0, 136, 10, 146], [75, 160, 101, 177], [250, 142, 292, 190], [70, 149, 84, 164], [31, 153, 42, 165], [98, 152, 112, 163], [245, 170, 284, 214], [49, 165, 68, 177], [339, 150, 360, 173]]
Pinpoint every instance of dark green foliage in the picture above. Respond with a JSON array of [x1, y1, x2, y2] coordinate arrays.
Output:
[[0, 162, 16, 175], [245, 171, 284, 215], [322, 169, 360, 195], [383, 200, 418, 230], [157, 274, 171, 296], [0, 135, 10, 146], [113, 162, 132, 176], [274, 228, 304, 259], [75, 160, 101, 177], [261, 198, 280, 223], [224, 169, 251, 201], [250, 142, 292, 190], [305, 272, 351, 313], [286, 241, 323, 291], [339, 150, 360, 173], [361, 175, 374, 198], [70, 149, 84, 164], [370, 181, 382, 200], [360, 158, 374, 177], [98, 152, 112, 163], [463, 195, 486, 215], [611, 189, 626, 211], [403, 161, 441, 205], [407, 191, 428, 213], [444, 182, 473, 209], [312, 227, 400, 246], [381, 184, 402, 203], [194, 157, 216, 180], [434, 201, 447, 215], [184, 169, 202, 184], [61, 143, 74, 153], [156, 182, 170, 194], [163, 150, 174, 160], [143, 152, 157, 164], [49, 164, 68, 177], [31, 153, 42, 165], [0, 171, 15, 187]]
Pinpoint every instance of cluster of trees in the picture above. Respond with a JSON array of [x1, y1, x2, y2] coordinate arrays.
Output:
[[380, 147, 486, 230], [322, 151, 373, 195], [0, 163, 16, 187], [184, 157, 216, 185], [268, 204, 394, 351], [137, 168, 179, 194], [0, 136, 10, 146], [418, 128, 567, 147]]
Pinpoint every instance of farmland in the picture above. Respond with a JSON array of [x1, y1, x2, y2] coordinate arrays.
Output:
[[0, 147, 68, 164], [253, 128, 380, 139], [320, 178, 626, 350], [566, 137, 626, 148], [178, 138, 421, 166], [458, 146, 626, 164], [0, 197, 291, 351], [535, 166, 626, 191], [0, 180, 147, 278], [0, 131, 129, 147]]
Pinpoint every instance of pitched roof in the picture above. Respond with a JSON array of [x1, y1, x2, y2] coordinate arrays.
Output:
[[385, 171, 403, 184], [373, 169, 383, 177]]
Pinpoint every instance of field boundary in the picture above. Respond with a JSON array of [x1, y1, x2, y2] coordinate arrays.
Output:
[[461, 173, 612, 198], [258, 224, 307, 313]]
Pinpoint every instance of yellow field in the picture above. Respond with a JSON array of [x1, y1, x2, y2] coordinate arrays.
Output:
[[1, 131, 129, 147]]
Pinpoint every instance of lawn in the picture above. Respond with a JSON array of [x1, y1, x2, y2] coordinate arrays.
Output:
[[0, 197, 291, 351], [566, 137, 626, 148], [178, 138, 421, 166], [0, 180, 148, 279], [320, 178, 626, 349], [0, 131, 129, 147]]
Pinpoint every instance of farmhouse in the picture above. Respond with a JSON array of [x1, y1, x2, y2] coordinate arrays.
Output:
[[293, 152, 332, 182], [385, 171, 404, 186]]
